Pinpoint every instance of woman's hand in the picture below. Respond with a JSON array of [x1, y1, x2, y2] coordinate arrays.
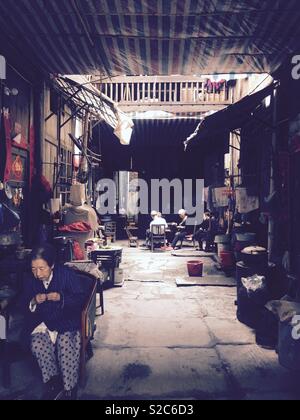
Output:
[[35, 294, 47, 305], [47, 292, 61, 302]]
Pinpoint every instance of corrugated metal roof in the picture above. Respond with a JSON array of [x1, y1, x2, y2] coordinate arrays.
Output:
[[54, 75, 119, 127], [184, 81, 276, 148], [0, 0, 300, 76]]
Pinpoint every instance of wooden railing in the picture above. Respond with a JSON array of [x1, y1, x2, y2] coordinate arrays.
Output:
[[95, 76, 233, 112]]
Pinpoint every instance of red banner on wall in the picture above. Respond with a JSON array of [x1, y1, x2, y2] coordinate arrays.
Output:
[[3, 112, 12, 182]]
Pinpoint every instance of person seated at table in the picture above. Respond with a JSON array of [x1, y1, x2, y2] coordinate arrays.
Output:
[[22, 244, 87, 400], [149, 212, 169, 247], [193, 212, 211, 250], [144, 211, 158, 247], [171, 209, 190, 249]]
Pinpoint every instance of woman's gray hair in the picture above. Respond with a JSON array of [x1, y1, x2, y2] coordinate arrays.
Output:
[[31, 243, 56, 267]]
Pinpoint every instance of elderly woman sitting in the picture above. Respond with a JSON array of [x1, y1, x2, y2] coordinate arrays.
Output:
[[22, 244, 87, 400], [171, 209, 190, 250]]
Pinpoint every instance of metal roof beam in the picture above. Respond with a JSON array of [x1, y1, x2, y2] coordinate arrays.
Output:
[[77, 9, 299, 17]]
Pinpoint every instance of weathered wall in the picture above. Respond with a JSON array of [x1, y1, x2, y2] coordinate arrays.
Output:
[[44, 87, 76, 204]]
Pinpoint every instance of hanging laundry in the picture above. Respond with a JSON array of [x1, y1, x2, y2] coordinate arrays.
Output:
[[228, 194, 236, 212], [236, 188, 259, 214], [204, 79, 226, 94], [212, 187, 230, 208], [204, 187, 209, 203], [72, 240, 85, 261]]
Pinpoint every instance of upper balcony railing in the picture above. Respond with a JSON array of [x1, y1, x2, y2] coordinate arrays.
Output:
[[95, 76, 233, 113]]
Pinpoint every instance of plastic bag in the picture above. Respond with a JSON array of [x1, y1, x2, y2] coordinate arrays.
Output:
[[266, 300, 300, 323], [242, 275, 266, 293], [237, 275, 270, 329]]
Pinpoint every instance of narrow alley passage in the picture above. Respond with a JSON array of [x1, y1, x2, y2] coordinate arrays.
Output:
[[80, 244, 299, 401]]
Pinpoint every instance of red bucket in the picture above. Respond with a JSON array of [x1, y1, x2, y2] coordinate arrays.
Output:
[[219, 251, 234, 269], [187, 261, 204, 277]]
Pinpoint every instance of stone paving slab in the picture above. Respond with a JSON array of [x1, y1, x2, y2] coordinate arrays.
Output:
[[194, 288, 236, 299], [103, 283, 177, 301], [95, 316, 213, 348], [82, 347, 229, 400], [171, 250, 215, 258], [244, 391, 299, 400], [217, 344, 300, 395], [176, 276, 236, 288], [102, 298, 206, 320], [205, 318, 256, 345], [200, 297, 238, 320], [0, 360, 41, 400], [124, 272, 164, 282]]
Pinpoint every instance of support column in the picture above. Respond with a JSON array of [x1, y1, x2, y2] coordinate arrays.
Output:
[[268, 85, 278, 263], [34, 80, 45, 176]]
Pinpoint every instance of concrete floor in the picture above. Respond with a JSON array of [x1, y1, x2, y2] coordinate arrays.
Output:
[[81, 243, 300, 401], [1, 242, 299, 400]]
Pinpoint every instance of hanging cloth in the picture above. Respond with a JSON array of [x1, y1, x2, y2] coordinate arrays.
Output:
[[212, 187, 230, 208], [236, 188, 259, 214], [3, 113, 12, 182]]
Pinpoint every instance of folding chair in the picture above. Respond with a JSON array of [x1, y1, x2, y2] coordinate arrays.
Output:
[[150, 224, 166, 252], [180, 221, 198, 248], [104, 222, 117, 243]]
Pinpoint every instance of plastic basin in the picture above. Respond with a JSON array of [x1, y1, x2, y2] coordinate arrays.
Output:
[[187, 261, 203, 277]]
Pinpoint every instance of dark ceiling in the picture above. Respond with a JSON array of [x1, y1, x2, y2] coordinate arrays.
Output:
[[97, 117, 228, 179], [0, 0, 300, 77]]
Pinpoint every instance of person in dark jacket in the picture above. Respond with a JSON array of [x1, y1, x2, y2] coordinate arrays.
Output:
[[22, 244, 87, 400], [193, 212, 212, 250]]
